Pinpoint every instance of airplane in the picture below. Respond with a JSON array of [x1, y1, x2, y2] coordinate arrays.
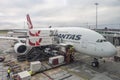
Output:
[[26, 14, 117, 66], [0, 14, 117, 66], [26, 14, 117, 57]]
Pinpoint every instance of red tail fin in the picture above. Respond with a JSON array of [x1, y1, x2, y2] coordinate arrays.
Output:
[[26, 14, 33, 29]]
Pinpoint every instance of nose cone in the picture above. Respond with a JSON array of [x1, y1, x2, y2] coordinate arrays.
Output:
[[109, 45, 117, 56], [105, 43, 117, 57]]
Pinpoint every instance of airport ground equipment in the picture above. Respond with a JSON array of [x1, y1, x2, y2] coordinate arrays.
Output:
[[15, 44, 75, 76], [49, 55, 64, 65], [17, 43, 75, 64], [16, 28, 75, 63], [114, 56, 120, 62], [17, 46, 56, 62], [17, 71, 31, 80], [30, 61, 41, 72], [58, 44, 75, 63]]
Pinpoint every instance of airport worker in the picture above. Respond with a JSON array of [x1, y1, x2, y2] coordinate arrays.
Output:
[[29, 70, 32, 75], [7, 68, 11, 78], [70, 46, 74, 53], [69, 46, 75, 62]]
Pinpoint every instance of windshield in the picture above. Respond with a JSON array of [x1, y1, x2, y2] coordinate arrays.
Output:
[[96, 39, 107, 43]]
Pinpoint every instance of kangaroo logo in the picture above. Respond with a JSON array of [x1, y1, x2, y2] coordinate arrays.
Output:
[[26, 14, 33, 29], [29, 38, 42, 46], [29, 30, 41, 37]]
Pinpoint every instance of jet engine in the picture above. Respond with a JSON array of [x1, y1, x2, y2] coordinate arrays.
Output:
[[14, 43, 27, 55]]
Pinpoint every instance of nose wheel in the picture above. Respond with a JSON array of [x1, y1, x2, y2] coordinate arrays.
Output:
[[91, 58, 99, 68]]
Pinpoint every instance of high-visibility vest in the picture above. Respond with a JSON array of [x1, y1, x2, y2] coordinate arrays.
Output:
[[29, 71, 32, 75], [70, 47, 74, 52], [7, 69, 10, 73]]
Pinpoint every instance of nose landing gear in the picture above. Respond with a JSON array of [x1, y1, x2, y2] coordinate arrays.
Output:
[[91, 58, 99, 68]]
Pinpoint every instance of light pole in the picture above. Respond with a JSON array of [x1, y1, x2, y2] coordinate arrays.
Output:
[[95, 3, 99, 29]]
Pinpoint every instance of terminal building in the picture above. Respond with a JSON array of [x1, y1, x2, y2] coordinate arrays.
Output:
[[94, 29, 120, 46]]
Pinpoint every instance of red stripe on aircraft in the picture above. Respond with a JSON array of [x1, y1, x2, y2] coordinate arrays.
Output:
[[26, 14, 33, 29], [29, 38, 42, 46], [29, 30, 41, 37], [29, 39, 35, 46]]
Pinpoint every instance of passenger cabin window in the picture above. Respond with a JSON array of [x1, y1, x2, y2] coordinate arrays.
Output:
[[96, 39, 107, 43]]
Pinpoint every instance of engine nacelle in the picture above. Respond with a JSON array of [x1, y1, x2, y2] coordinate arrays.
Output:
[[14, 43, 27, 55]]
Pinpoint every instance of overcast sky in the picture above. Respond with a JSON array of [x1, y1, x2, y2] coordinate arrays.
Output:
[[0, 0, 120, 29]]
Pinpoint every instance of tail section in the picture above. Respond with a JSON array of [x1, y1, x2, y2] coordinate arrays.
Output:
[[26, 14, 53, 47], [26, 14, 33, 29], [26, 14, 41, 37]]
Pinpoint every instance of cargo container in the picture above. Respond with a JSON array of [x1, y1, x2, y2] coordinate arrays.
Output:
[[18, 71, 31, 80], [57, 55, 64, 64], [49, 55, 64, 65], [30, 61, 41, 72], [59, 43, 69, 53]]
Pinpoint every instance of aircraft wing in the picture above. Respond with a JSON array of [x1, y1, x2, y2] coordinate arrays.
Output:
[[12, 29, 27, 33], [0, 36, 26, 42]]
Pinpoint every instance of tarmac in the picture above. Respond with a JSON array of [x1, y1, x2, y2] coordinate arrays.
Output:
[[0, 34, 120, 80]]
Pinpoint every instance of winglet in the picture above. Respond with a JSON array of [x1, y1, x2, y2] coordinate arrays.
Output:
[[26, 14, 33, 29]]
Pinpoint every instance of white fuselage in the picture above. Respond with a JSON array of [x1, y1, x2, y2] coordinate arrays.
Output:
[[25, 14, 116, 57], [52, 27, 117, 57]]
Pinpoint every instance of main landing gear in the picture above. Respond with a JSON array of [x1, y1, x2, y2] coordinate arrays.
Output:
[[91, 58, 99, 68]]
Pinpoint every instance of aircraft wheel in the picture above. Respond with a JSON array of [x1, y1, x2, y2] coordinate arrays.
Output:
[[91, 58, 99, 67], [91, 62, 97, 67]]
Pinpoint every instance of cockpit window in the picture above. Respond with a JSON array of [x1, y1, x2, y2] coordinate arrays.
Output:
[[96, 39, 107, 43]]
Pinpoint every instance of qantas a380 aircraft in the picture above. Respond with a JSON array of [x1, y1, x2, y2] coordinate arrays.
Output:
[[26, 14, 117, 57], [0, 14, 117, 65]]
